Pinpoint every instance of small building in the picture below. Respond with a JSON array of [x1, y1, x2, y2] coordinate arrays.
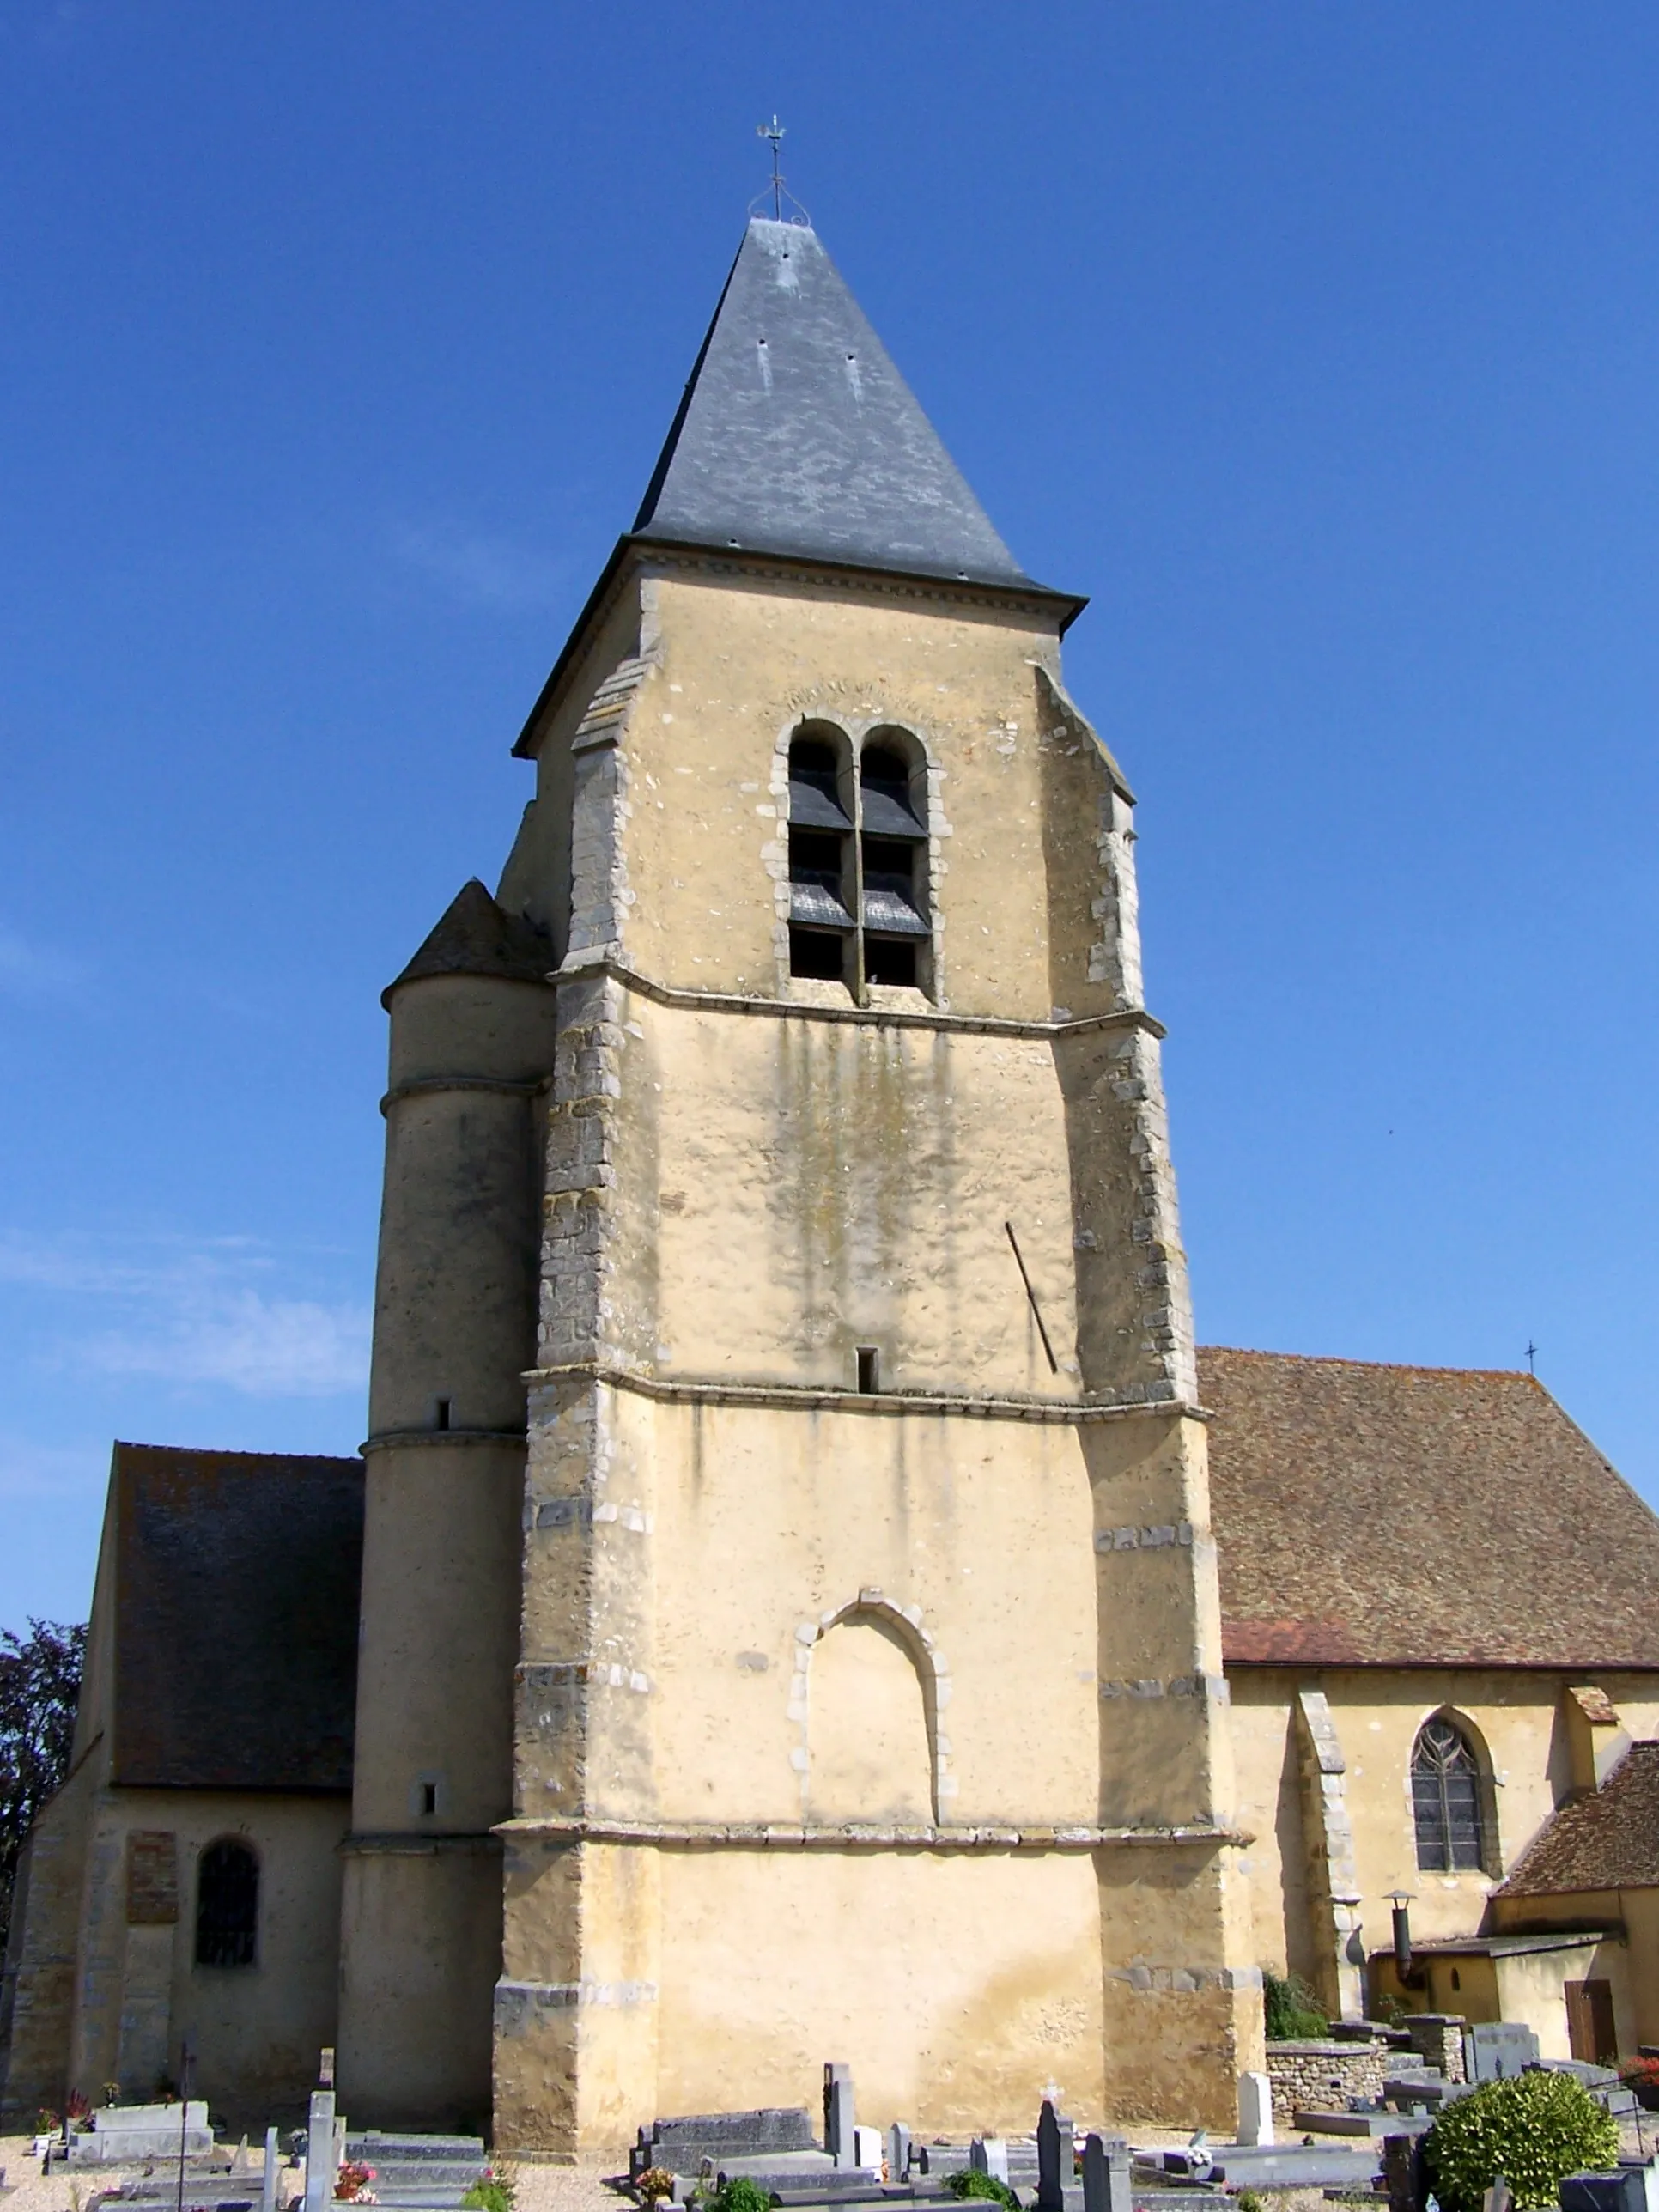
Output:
[[1483, 1735, 1659, 2062], [1207, 1348, 1659, 2060], [0, 1443, 363, 2129]]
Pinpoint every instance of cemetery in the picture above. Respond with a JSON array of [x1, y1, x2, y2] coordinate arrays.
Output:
[[5, 2021, 1656, 2212]]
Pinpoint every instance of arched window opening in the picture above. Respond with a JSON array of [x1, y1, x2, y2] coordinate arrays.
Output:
[[195, 1838, 258, 1967], [787, 734, 854, 982], [784, 727, 932, 994], [1412, 1715, 1486, 1872], [858, 742, 928, 990]]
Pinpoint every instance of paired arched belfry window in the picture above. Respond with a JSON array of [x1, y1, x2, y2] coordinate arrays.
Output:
[[195, 1838, 259, 1966], [787, 727, 929, 991], [1412, 1714, 1486, 1872]]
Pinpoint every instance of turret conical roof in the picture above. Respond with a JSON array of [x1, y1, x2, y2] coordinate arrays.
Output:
[[633, 218, 1030, 588]]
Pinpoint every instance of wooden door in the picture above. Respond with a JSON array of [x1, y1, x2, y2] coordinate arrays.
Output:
[[1567, 1978, 1618, 2063]]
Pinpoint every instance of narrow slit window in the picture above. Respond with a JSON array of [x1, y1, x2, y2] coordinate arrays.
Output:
[[434, 1397, 451, 1431], [856, 1346, 880, 1394], [420, 1781, 438, 1816], [195, 1839, 258, 1968]]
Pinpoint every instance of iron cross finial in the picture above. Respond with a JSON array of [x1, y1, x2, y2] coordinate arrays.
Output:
[[1527, 1339, 1537, 1375], [757, 115, 787, 220]]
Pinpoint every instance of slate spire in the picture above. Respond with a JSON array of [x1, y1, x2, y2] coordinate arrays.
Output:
[[633, 218, 1032, 588]]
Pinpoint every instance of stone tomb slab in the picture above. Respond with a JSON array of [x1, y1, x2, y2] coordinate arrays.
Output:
[[633, 2108, 820, 2181]]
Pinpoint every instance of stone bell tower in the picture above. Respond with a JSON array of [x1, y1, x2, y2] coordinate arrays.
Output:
[[340, 215, 1262, 2145]]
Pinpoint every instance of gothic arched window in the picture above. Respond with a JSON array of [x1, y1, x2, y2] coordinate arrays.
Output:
[[1412, 1715, 1486, 1872], [195, 1838, 259, 1967]]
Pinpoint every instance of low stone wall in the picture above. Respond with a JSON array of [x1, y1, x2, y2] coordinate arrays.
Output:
[[1403, 2014, 1468, 2085], [1267, 2039, 1390, 2119]]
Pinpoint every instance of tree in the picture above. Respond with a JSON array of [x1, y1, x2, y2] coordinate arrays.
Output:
[[0, 1617, 87, 1958]]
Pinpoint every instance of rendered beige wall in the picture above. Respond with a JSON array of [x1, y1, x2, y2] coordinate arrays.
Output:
[[1488, 1887, 1659, 2061], [1229, 1668, 1659, 2004], [653, 1847, 1107, 2133], [509, 564, 1088, 1022], [486, 550, 1257, 2146], [641, 1007, 1080, 1397], [339, 958, 557, 2124], [63, 1790, 348, 2127]]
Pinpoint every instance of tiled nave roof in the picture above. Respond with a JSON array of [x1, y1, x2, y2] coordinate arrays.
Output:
[[1200, 1347, 1659, 1670]]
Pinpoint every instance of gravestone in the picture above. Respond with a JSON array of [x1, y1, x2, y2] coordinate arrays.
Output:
[[1464, 2024, 1540, 2083], [887, 2125, 911, 2181], [973, 2140, 1011, 2185], [303, 2090, 336, 2212], [1482, 2179, 1512, 2212], [1382, 2130, 1429, 2212], [1037, 2100, 1072, 2212], [261, 2127, 279, 2212], [1237, 2071, 1273, 2148], [824, 2066, 855, 2170], [853, 2128, 883, 2173], [1560, 2169, 1659, 2212], [1081, 2134, 1131, 2212]]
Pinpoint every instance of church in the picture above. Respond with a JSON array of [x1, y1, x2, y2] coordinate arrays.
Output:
[[5, 214, 1659, 2152]]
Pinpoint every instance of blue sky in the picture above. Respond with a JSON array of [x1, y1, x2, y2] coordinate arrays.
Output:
[[3, 2, 1656, 1629]]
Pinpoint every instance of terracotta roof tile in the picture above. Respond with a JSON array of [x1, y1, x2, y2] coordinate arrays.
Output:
[[1199, 1347, 1659, 1670], [1497, 1741, 1659, 1894]]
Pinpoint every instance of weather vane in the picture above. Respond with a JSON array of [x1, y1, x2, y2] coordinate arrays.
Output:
[[757, 115, 787, 220]]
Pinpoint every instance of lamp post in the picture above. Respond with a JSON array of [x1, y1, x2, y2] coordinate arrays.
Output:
[[1388, 1892, 1417, 1985]]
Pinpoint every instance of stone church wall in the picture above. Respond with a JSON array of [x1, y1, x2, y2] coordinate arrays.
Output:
[[66, 1790, 349, 2129], [1229, 1668, 1659, 2044]]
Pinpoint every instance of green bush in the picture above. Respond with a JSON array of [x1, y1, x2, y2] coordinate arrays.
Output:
[[945, 2172, 1020, 2211], [1262, 1969, 1328, 2040], [708, 2180, 777, 2212], [460, 2173, 516, 2212], [1423, 2071, 1619, 2212]]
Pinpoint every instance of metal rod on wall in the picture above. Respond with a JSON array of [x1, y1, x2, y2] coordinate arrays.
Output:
[[1005, 1221, 1059, 1374]]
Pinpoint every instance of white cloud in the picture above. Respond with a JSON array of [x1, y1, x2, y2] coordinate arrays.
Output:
[[0, 1231, 369, 1400], [389, 520, 567, 611], [94, 1286, 369, 1397]]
